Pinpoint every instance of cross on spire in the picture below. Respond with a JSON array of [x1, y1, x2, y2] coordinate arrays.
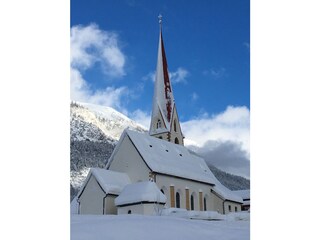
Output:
[[158, 14, 162, 25]]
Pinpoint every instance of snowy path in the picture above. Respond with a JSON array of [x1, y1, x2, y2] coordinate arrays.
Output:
[[71, 214, 249, 240]]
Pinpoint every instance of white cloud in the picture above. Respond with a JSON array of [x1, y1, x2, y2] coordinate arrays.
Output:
[[71, 23, 125, 77], [196, 140, 250, 179], [70, 68, 89, 101], [70, 23, 129, 112], [130, 109, 151, 129], [102, 46, 125, 77], [182, 106, 250, 178], [143, 67, 189, 84], [70, 68, 129, 111], [203, 67, 226, 79], [182, 106, 250, 154], [142, 72, 155, 82], [170, 67, 189, 84], [191, 92, 199, 101]]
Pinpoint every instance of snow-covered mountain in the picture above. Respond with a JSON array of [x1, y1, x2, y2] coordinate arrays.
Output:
[[70, 101, 147, 200], [70, 102, 249, 201], [71, 101, 146, 143]]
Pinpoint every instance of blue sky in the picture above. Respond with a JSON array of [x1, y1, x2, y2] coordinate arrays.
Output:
[[71, 0, 249, 120], [70, 0, 250, 176]]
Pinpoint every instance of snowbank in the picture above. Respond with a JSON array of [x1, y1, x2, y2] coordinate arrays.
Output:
[[160, 208, 225, 220], [71, 214, 250, 240], [226, 211, 250, 221]]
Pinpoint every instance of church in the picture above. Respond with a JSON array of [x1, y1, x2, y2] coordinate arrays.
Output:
[[75, 17, 243, 216]]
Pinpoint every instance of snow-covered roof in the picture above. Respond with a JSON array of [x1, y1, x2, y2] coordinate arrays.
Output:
[[115, 181, 166, 206], [78, 168, 131, 196], [211, 181, 243, 203], [120, 129, 215, 184], [232, 189, 250, 200], [107, 129, 243, 203], [232, 189, 250, 205]]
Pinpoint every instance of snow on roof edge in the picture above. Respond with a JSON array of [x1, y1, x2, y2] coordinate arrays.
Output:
[[77, 168, 131, 199], [211, 186, 243, 204], [232, 189, 250, 200], [91, 168, 130, 195], [115, 181, 166, 206]]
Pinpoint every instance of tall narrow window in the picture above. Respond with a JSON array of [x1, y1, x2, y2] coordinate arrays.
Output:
[[235, 206, 238, 212], [174, 137, 179, 144], [228, 205, 231, 212], [176, 192, 180, 208], [157, 119, 161, 128], [190, 195, 194, 210], [174, 120, 177, 132], [204, 197, 207, 211]]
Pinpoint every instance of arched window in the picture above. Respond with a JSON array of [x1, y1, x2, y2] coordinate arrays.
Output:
[[176, 192, 180, 208], [128, 210, 132, 214], [204, 197, 207, 211], [157, 119, 161, 128], [175, 137, 179, 144], [174, 120, 177, 132], [190, 195, 194, 210]]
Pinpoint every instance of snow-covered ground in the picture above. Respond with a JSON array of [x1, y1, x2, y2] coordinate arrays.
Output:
[[71, 214, 249, 240]]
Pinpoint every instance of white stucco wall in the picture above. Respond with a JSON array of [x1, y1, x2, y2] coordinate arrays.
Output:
[[168, 106, 184, 145], [210, 191, 242, 214], [150, 110, 166, 133], [155, 174, 214, 211], [224, 201, 242, 214], [104, 195, 117, 215], [150, 109, 171, 142], [78, 175, 105, 215], [108, 135, 150, 182], [211, 191, 224, 214], [117, 203, 164, 215]]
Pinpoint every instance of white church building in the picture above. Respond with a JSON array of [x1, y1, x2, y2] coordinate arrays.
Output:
[[75, 17, 243, 216]]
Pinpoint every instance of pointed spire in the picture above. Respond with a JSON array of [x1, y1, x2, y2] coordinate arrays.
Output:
[[149, 16, 184, 145], [150, 15, 174, 128]]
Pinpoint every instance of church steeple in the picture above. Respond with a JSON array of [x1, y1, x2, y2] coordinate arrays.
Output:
[[149, 15, 184, 145]]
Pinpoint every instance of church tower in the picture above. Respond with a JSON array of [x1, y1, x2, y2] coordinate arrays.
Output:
[[149, 15, 184, 145]]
